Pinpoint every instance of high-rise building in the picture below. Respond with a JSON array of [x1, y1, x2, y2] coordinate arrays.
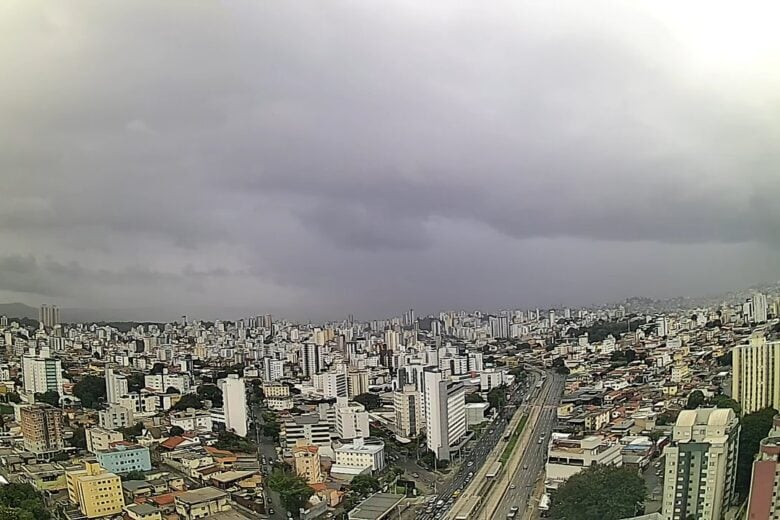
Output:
[[423, 368, 466, 461], [316, 370, 348, 399], [394, 384, 423, 439], [39, 304, 60, 328], [66, 461, 125, 519], [661, 408, 739, 520], [20, 404, 64, 458], [98, 405, 133, 430], [293, 439, 324, 484], [753, 292, 769, 324], [218, 374, 247, 437], [746, 414, 780, 519], [105, 366, 128, 405], [22, 349, 63, 396], [732, 334, 780, 415], [263, 358, 285, 381], [335, 397, 369, 440], [301, 343, 323, 378], [347, 369, 369, 398]]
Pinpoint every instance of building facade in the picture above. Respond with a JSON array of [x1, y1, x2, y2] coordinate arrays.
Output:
[[732, 335, 780, 415], [394, 384, 423, 438], [746, 414, 780, 519], [218, 374, 248, 437], [423, 368, 466, 461], [95, 444, 152, 474], [21, 404, 64, 458], [66, 461, 125, 519]]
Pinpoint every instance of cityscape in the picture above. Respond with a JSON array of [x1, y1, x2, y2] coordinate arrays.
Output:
[[0, 287, 779, 520], [3, 2, 780, 520]]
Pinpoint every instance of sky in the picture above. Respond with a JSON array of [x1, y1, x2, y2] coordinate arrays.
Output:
[[1, 1, 780, 321]]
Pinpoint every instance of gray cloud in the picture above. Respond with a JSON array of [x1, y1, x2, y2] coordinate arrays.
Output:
[[1, 1, 779, 320]]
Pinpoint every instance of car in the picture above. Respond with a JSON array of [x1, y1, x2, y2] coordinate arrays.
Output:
[[268, 508, 274, 514], [523, 464, 528, 470], [510, 484, 516, 489], [412, 472, 420, 478], [467, 461, 474, 467]]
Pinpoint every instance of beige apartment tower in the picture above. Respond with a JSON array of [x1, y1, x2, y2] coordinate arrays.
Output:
[[732, 334, 780, 415]]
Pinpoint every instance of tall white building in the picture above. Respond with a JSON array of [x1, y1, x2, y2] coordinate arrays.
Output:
[[661, 408, 739, 520], [218, 374, 248, 437], [145, 372, 191, 394], [22, 349, 63, 396], [263, 358, 285, 381], [335, 397, 369, 440], [753, 292, 769, 324], [732, 334, 780, 415], [105, 366, 128, 405], [315, 371, 348, 399], [423, 368, 466, 461], [301, 343, 323, 378]]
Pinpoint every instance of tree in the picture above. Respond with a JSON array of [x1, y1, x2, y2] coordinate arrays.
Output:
[[165, 386, 180, 394], [465, 393, 484, 404], [69, 427, 87, 450], [214, 431, 256, 453], [171, 393, 203, 411], [34, 390, 59, 407], [73, 375, 107, 409], [737, 407, 777, 497], [710, 394, 741, 416], [685, 390, 705, 410], [120, 422, 145, 441], [169, 425, 184, 436], [122, 470, 147, 481], [487, 386, 507, 410], [196, 384, 223, 407], [0, 484, 50, 520], [353, 393, 381, 411], [127, 372, 145, 393], [268, 470, 313, 516], [552, 357, 570, 375], [550, 464, 645, 520], [350, 474, 381, 496], [262, 421, 281, 441], [5, 393, 20, 404]]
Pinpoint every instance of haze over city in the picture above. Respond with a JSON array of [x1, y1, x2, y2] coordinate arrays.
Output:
[[2, 1, 780, 321]]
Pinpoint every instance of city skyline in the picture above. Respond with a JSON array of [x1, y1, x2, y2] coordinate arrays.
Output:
[[3, 2, 780, 320]]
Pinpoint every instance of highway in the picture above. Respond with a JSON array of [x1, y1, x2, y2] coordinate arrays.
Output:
[[496, 372, 566, 519], [416, 370, 540, 520]]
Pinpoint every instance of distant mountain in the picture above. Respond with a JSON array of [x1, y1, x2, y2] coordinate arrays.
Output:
[[0, 302, 38, 320]]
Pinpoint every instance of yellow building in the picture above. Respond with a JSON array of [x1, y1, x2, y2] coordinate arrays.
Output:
[[293, 439, 324, 484], [66, 461, 125, 518]]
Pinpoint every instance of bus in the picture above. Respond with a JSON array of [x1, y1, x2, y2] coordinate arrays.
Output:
[[486, 461, 502, 479]]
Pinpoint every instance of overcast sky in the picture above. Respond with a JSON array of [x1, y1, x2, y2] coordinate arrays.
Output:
[[2, 1, 780, 321]]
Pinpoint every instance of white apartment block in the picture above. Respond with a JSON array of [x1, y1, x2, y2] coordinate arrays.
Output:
[[22, 350, 63, 396], [334, 437, 385, 472], [394, 384, 423, 438], [335, 397, 370, 440], [283, 414, 332, 448], [145, 372, 192, 394], [661, 408, 739, 520], [218, 374, 248, 437], [99, 405, 133, 430], [170, 409, 213, 432], [85, 427, 123, 453], [424, 368, 466, 461], [732, 335, 780, 415]]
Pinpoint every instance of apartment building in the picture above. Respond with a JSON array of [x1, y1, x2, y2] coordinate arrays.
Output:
[[66, 461, 125, 519], [95, 444, 152, 474], [86, 427, 124, 453], [732, 334, 780, 415], [545, 434, 622, 489], [20, 404, 64, 458]]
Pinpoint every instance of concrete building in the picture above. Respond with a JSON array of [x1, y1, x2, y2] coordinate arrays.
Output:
[[66, 461, 125, 519], [348, 369, 370, 398], [301, 343, 323, 378], [174, 487, 231, 520], [394, 384, 423, 438], [282, 414, 332, 448], [105, 366, 129, 406], [145, 371, 191, 394], [218, 374, 248, 437], [465, 402, 490, 427], [22, 349, 63, 396], [39, 304, 60, 328], [479, 369, 504, 392], [732, 334, 780, 415], [99, 405, 133, 430], [170, 409, 213, 432], [334, 437, 386, 472], [746, 414, 780, 519], [423, 368, 466, 461], [545, 434, 622, 489], [335, 397, 370, 440], [262, 383, 290, 397], [86, 427, 124, 453], [293, 439, 324, 484], [661, 408, 739, 520], [263, 358, 285, 381], [20, 404, 64, 458], [316, 370, 348, 399], [95, 444, 152, 474]]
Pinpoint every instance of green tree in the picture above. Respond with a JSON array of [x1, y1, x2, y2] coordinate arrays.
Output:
[[214, 431, 256, 453], [122, 470, 147, 481], [120, 422, 145, 441], [5, 393, 21, 404], [73, 375, 106, 409], [487, 386, 507, 410], [353, 393, 381, 411], [196, 384, 223, 407], [165, 386, 180, 394], [171, 393, 203, 411], [267, 470, 313, 517], [350, 474, 381, 496], [737, 407, 777, 497], [127, 372, 145, 393], [465, 393, 484, 404], [169, 425, 184, 436], [550, 464, 645, 520], [0, 484, 50, 520], [710, 394, 741, 416], [69, 427, 87, 450], [34, 390, 59, 407], [685, 390, 705, 410], [262, 421, 281, 441]]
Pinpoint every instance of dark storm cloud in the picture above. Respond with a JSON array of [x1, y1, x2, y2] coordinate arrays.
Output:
[[1, 1, 779, 319]]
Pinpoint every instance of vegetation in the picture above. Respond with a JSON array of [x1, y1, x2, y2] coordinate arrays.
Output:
[[419, 451, 449, 470], [33, 390, 59, 407], [487, 386, 507, 410], [737, 407, 777, 497], [122, 470, 147, 481], [685, 390, 705, 410], [0, 483, 51, 520], [552, 357, 570, 375], [350, 474, 381, 496], [267, 470, 313, 516], [4, 393, 20, 404], [119, 422, 145, 441], [127, 372, 145, 393], [550, 465, 646, 520], [73, 375, 106, 409], [171, 393, 203, 411], [165, 386, 180, 394], [69, 427, 87, 450], [214, 431, 256, 453], [610, 349, 637, 364], [710, 394, 741, 415], [500, 414, 527, 464], [353, 393, 381, 411], [169, 425, 184, 436], [566, 318, 642, 343], [465, 393, 484, 404], [196, 384, 223, 407]]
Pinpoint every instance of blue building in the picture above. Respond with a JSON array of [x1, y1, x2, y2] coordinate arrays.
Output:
[[95, 443, 152, 474]]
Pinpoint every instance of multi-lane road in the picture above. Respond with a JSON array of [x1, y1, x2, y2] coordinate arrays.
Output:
[[496, 372, 566, 519], [416, 371, 540, 520]]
